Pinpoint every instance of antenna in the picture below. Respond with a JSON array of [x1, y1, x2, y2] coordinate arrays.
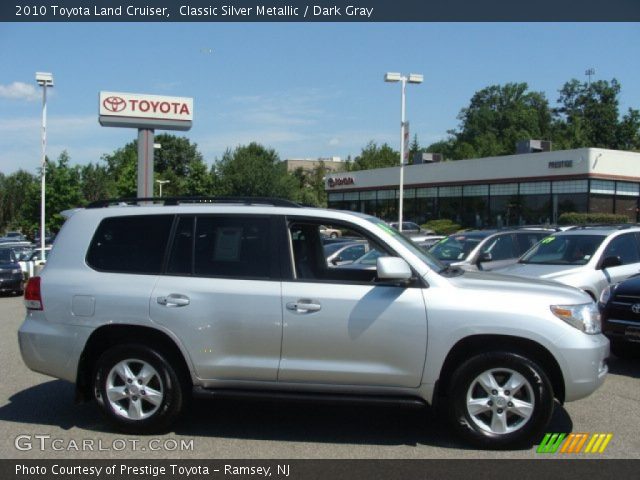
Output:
[[585, 68, 596, 86]]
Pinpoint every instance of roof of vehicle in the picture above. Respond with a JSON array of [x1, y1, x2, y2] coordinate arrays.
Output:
[[550, 225, 640, 236]]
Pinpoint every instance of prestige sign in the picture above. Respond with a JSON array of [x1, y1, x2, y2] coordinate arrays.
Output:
[[99, 91, 193, 131]]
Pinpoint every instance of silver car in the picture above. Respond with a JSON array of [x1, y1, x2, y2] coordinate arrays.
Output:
[[429, 229, 553, 272], [498, 226, 640, 301], [19, 199, 608, 449]]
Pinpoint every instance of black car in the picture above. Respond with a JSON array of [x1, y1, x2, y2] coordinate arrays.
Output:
[[600, 274, 640, 359], [0, 247, 24, 295]]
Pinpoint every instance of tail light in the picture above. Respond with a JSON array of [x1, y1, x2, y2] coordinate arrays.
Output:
[[24, 276, 43, 310]]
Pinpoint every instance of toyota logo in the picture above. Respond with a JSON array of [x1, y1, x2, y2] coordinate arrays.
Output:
[[102, 96, 126, 113], [632, 304, 640, 315]]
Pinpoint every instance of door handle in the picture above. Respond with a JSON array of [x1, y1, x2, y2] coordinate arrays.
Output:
[[286, 300, 321, 313], [157, 294, 190, 307]]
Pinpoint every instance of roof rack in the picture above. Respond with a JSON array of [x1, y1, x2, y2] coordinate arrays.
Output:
[[86, 196, 302, 209], [569, 223, 638, 230]]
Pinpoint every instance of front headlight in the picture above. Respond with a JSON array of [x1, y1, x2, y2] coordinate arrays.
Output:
[[11, 269, 21, 274], [550, 303, 601, 334]]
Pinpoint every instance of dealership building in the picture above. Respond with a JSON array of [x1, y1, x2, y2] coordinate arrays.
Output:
[[325, 147, 640, 227]]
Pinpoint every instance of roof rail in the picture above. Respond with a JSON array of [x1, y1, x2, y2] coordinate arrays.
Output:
[[570, 223, 637, 230], [86, 196, 302, 209]]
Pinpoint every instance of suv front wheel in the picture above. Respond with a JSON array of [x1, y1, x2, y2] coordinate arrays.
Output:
[[93, 344, 185, 434], [447, 352, 554, 449]]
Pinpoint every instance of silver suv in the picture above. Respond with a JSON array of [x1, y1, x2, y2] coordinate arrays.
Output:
[[498, 226, 640, 301], [19, 198, 609, 449]]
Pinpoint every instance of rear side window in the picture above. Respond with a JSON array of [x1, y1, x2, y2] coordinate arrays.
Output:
[[191, 216, 272, 279], [87, 215, 174, 274]]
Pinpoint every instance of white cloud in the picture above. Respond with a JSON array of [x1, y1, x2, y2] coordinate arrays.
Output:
[[0, 81, 40, 101]]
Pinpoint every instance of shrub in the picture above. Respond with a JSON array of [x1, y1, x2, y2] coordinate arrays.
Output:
[[558, 212, 630, 225], [422, 219, 462, 235]]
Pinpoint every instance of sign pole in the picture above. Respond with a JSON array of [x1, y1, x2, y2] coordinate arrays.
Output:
[[137, 128, 155, 198]]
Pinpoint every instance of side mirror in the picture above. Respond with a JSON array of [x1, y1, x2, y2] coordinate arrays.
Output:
[[331, 256, 341, 266], [477, 252, 493, 264], [376, 257, 412, 281], [600, 256, 622, 269]]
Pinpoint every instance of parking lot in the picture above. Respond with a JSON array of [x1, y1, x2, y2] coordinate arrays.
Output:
[[1, 294, 639, 459]]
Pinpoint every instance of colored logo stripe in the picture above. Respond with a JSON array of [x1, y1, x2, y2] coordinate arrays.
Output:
[[537, 433, 613, 454]]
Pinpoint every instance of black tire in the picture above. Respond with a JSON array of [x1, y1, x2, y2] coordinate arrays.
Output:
[[447, 352, 554, 449], [330, 232, 338, 238], [610, 341, 640, 360], [93, 344, 185, 434]]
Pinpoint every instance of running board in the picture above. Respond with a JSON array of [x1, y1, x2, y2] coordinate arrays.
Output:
[[192, 387, 426, 409]]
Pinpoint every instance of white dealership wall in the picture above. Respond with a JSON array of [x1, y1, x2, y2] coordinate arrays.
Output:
[[325, 148, 640, 191]]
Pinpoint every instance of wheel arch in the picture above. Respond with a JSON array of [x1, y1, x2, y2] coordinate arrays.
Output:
[[75, 324, 193, 403], [434, 334, 565, 405]]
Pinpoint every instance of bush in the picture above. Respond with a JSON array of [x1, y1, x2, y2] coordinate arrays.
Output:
[[558, 212, 630, 225], [422, 219, 462, 235]]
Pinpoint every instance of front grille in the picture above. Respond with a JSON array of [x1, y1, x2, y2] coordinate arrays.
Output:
[[0, 270, 17, 279], [608, 296, 640, 325]]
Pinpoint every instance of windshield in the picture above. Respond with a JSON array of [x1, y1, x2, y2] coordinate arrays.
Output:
[[366, 217, 446, 272], [428, 234, 484, 261], [519, 234, 605, 265], [0, 249, 16, 263]]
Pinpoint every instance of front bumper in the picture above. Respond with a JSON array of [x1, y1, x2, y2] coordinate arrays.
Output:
[[18, 312, 93, 383], [557, 333, 609, 402], [0, 276, 23, 291]]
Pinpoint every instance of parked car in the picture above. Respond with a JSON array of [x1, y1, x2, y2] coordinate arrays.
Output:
[[0, 247, 24, 295], [19, 197, 608, 449], [4, 231, 26, 242], [428, 229, 552, 271], [319, 225, 342, 238], [19, 246, 52, 278], [498, 226, 640, 301], [388, 221, 435, 242], [323, 241, 369, 266], [416, 236, 447, 251], [599, 274, 640, 359]]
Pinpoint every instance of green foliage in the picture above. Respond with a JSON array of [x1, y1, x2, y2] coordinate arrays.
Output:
[[290, 163, 329, 207], [422, 219, 461, 235], [427, 78, 640, 158], [348, 141, 399, 171], [213, 143, 297, 199], [557, 212, 630, 225], [101, 134, 212, 197], [434, 83, 552, 159]]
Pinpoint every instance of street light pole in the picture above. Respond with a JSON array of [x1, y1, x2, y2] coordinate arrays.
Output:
[[36, 72, 53, 262], [385, 72, 423, 232], [156, 179, 170, 197], [399, 76, 407, 232]]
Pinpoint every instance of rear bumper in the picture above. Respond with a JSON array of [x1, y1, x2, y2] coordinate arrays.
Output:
[[18, 312, 93, 383]]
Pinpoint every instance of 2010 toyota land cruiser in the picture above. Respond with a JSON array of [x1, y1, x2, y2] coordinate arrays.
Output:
[[19, 197, 609, 449]]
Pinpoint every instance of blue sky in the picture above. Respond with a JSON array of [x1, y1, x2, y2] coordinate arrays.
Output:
[[0, 22, 639, 174]]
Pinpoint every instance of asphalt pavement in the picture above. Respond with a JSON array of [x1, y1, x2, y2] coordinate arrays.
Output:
[[1, 295, 638, 459]]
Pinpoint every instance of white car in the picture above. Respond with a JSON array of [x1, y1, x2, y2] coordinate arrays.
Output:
[[498, 226, 640, 301]]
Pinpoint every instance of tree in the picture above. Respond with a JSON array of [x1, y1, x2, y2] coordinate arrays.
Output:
[[214, 143, 297, 198], [438, 82, 553, 159], [553, 78, 640, 150], [348, 141, 399, 171], [81, 163, 115, 203], [291, 162, 329, 207], [101, 133, 212, 197], [0, 169, 38, 233]]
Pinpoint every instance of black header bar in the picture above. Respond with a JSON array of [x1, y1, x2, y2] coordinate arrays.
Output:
[[2, 0, 640, 22]]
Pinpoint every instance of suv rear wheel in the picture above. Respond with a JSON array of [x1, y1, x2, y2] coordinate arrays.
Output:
[[93, 344, 185, 433], [447, 352, 554, 449]]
